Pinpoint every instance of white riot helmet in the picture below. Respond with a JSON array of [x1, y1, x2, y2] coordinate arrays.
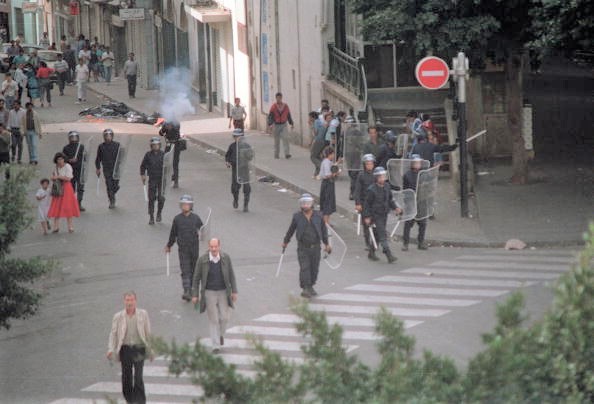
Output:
[[68, 131, 80, 140], [232, 128, 244, 137], [299, 193, 314, 209], [150, 136, 161, 146], [103, 128, 114, 139], [373, 167, 387, 177], [362, 154, 375, 163], [179, 194, 194, 205]]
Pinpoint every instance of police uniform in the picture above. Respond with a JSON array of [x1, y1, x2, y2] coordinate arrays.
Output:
[[402, 168, 428, 250], [283, 195, 329, 298], [63, 138, 85, 209], [224, 134, 253, 212], [167, 207, 203, 300], [95, 139, 120, 208], [363, 171, 398, 263], [159, 122, 182, 187], [354, 166, 375, 249], [140, 145, 165, 223]]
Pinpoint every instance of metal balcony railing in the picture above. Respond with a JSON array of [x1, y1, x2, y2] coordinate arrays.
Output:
[[327, 43, 366, 102]]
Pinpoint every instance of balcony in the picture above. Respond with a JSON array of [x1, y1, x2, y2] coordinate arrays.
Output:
[[327, 43, 366, 101]]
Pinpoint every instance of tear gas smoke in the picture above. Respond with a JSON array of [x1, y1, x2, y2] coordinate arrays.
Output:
[[158, 68, 197, 121]]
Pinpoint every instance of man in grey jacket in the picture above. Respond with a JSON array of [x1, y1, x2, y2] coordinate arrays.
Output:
[[191, 238, 238, 353]]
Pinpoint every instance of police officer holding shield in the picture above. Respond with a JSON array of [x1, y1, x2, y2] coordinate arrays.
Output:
[[282, 194, 331, 298], [95, 128, 120, 209], [140, 137, 165, 225], [402, 157, 428, 251], [63, 131, 86, 211], [224, 129, 253, 212], [165, 195, 204, 302], [354, 154, 376, 250]]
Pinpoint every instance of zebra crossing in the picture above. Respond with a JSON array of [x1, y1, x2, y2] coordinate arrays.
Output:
[[49, 249, 575, 403]]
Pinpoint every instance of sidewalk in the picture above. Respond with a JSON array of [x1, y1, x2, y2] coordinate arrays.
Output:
[[86, 81, 591, 247]]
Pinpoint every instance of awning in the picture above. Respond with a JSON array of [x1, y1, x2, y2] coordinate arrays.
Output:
[[185, 4, 231, 23]]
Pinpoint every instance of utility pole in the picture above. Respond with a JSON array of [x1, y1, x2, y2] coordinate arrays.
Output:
[[452, 52, 469, 217]]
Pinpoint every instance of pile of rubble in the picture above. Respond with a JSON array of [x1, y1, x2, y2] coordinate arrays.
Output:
[[79, 101, 160, 124]]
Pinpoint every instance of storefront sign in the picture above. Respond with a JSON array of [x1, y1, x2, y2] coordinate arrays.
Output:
[[119, 8, 145, 21], [22, 2, 40, 13], [69, 1, 80, 16]]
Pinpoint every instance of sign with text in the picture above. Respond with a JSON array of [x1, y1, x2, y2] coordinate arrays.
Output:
[[119, 8, 145, 21]]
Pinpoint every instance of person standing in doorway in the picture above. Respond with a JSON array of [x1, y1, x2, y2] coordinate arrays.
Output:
[[267, 92, 293, 159], [21, 102, 41, 165], [124, 53, 138, 98], [191, 238, 238, 354], [75, 58, 89, 104], [107, 291, 153, 404], [228, 97, 247, 130], [101, 47, 115, 84], [8, 100, 25, 163]]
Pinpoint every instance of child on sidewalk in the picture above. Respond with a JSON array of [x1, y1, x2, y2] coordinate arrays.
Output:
[[36, 178, 51, 235]]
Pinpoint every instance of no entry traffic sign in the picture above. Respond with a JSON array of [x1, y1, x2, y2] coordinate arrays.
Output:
[[415, 56, 450, 90]]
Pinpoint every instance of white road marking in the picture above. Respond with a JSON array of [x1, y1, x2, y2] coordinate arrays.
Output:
[[308, 303, 449, 317], [254, 313, 423, 328], [430, 260, 566, 271], [219, 353, 304, 365], [81, 382, 203, 397], [403, 267, 559, 279], [226, 325, 385, 340], [318, 293, 480, 307], [199, 337, 359, 353], [375, 275, 536, 288], [347, 284, 508, 297], [456, 255, 573, 264]]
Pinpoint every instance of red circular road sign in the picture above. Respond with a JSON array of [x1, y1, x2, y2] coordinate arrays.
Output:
[[415, 56, 450, 90]]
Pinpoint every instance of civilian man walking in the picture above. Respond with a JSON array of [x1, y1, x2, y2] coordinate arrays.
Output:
[[21, 102, 41, 165], [124, 53, 138, 98], [228, 97, 247, 129], [267, 92, 293, 159], [53, 53, 69, 96], [107, 291, 152, 404], [8, 100, 25, 163], [192, 238, 238, 354]]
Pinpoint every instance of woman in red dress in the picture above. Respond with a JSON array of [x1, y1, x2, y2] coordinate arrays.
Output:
[[48, 152, 80, 233]]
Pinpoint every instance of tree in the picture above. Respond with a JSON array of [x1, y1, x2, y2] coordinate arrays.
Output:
[[0, 166, 54, 330], [349, 0, 591, 184], [154, 223, 594, 402]]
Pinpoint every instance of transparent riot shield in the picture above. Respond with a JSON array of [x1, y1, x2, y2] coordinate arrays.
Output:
[[395, 133, 409, 157], [161, 147, 174, 197], [416, 165, 440, 220], [387, 158, 430, 190], [112, 134, 132, 180], [389, 189, 417, 237], [79, 136, 93, 186], [199, 206, 212, 251], [236, 140, 256, 184], [343, 122, 368, 171], [324, 224, 347, 270]]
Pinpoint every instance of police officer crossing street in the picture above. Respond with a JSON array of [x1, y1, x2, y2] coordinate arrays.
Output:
[[165, 195, 204, 302], [354, 154, 376, 251], [140, 137, 165, 225], [363, 167, 401, 263], [224, 129, 253, 212], [283, 194, 331, 298], [62, 131, 86, 211], [159, 120, 184, 188], [95, 128, 120, 209]]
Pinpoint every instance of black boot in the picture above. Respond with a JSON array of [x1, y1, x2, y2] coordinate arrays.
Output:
[[78, 200, 85, 212], [418, 241, 428, 250], [108, 197, 115, 209], [173, 181, 179, 189], [385, 250, 397, 264], [233, 194, 239, 209], [182, 288, 191, 302], [149, 214, 155, 225], [243, 198, 249, 212], [368, 249, 379, 261]]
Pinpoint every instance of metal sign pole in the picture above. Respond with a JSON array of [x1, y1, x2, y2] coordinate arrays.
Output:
[[453, 52, 469, 217]]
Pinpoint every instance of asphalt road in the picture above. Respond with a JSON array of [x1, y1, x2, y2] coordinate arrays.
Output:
[[0, 86, 578, 404]]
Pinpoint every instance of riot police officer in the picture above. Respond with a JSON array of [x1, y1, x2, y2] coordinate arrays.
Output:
[[140, 136, 165, 225], [159, 120, 183, 188], [363, 167, 401, 263], [283, 193, 331, 298], [95, 128, 120, 209], [165, 194, 204, 302], [354, 154, 376, 251], [224, 129, 253, 212], [63, 131, 85, 211], [402, 157, 428, 251], [376, 130, 399, 168]]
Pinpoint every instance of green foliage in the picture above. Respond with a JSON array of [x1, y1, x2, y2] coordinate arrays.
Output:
[[155, 224, 593, 402], [0, 166, 54, 330]]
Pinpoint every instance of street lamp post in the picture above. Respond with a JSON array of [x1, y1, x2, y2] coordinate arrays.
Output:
[[452, 51, 469, 217]]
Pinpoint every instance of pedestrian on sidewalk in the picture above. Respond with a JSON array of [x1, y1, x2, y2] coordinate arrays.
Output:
[[101, 47, 115, 84], [310, 111, 331, 178], [95, 128, 121, 209], [78, 44, 90, 65], [53, 53, 69, 96], [36, 61, 54, 107], [8, 100, 25, 163], [39, 32, 50, 49], [89, 45, 100, 82], [107, 291, 153, 404], [159, 120, 183, 188], [13, 64, 27, 104], [28, 50, 40, 70], [362, 126, 380, 159], [282, 193, 331, 298], [2, 73, 18, 109], [63, 45, 77, 84], [402, 157, 428, 251], [316, 99, 331, 114], [36, 178, 51, 235], [319, 146, 339, 225], [74, 58, 89, 104], [267, 92, 293, 159], [24, 64, 40, 106], [354, 154, 376, 251], [62, 131, 86, 211], [225, 129, 253, 212], [12, 49, 28, 68], [166, 195, 203, 302], [124, 53, 138, 98], [363, 167, 400, 263], [228, 97, 247, 129], [21, 102, 41, 164], [191, 238, 238, 354], [140, 137, 165, 225], [0, 123, 11, 165], [0, 99, 9, 128], [48, 152, 80, 233]]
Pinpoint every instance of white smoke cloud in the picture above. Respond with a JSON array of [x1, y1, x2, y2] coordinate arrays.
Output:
[[158, 68, 197, 121]]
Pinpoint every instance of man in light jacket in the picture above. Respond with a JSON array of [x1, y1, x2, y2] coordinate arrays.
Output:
[[191, 238, 238, 353], [20, 102, 41, 165], [107, 291, 152, 404]]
